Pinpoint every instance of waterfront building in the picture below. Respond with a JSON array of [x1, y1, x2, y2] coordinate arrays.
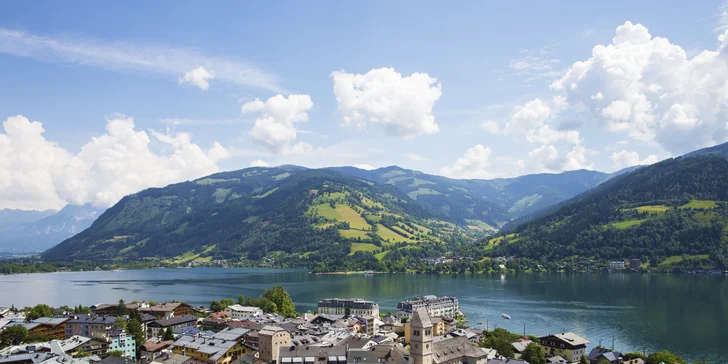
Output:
[[397, 296, 459, 319], [539, 332, 589, 363], [140, 302, 193, 319], [317, 298, 379, 317], [609, 261, 625, 270], [223, 305, 263, 319]]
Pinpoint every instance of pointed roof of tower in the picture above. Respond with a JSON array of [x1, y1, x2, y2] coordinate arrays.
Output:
[[411, 307, 432, 328]]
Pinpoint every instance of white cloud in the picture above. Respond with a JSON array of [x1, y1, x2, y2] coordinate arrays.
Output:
[[610, 150, 659, 170], [504, 46, 562, 83], [525, 145, 593, 173], [0, 115, 229, 210], [250, 159, 269, 167], [440, 144, 494, 179], [354, 164, 377, 170], [0, 28, 283, 92], [179, 66, 214, 90], [243, 94, 314, 154], [403, 153, 428, 161], [331, 67, 442, 138], [552, 21, 728, 154], [503, 98, 582, 145], [507, 98, 551, 132], [480, 120, 501, 135], [526, 125, 581, 145]]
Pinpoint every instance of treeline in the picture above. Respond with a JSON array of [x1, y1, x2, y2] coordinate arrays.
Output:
[[210, 285, 296, 317]]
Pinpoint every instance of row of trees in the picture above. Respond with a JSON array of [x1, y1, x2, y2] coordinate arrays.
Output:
[[210, 285, 296, 317]]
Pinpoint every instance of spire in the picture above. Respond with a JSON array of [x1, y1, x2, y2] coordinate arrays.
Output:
[[411, 307, 432, 328]]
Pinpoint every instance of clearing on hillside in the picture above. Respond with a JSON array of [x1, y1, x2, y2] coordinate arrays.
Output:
[[349, 242, 380, 255], [680, 200, 718, 210]]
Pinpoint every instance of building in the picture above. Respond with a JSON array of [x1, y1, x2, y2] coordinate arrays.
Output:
[[9, 318, 70, 340], [258, 326, 291, 362], [223, 305, 263, 319], [140, 303, 192, 319], [539, 333, 589, 363], [410, 308, 491, 364], [587, 348, 622, 364], [317, 299, 379, 317], [277, 344, 347, 364], [171, 333, 244, 364], [147, 315, 198, 338], [347, 345, 410, 364], [64, 315, 118, 339], [397, 296, 459, 319], [609, 261, 625, 270], [107, 329, 136, 359], [139, 339, 174, 362]]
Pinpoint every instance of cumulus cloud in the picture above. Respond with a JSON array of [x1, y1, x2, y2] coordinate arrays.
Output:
[[552, 21, 728, 154], [0, 28, 283, 92], [525, 145, 593, 173], [440, 144, 494, 179], [250, 159, 269, 167], [242, 94, 314, 154], [353, 164, 377, 170], [503, 98, 581, 145], [179, 66, 214, 90], [0, 115, 229, 210], [331, 68, 442, 138], [403, 153, 428, 161], [610, 150, 659, 170], [480, 120, 501, 135]]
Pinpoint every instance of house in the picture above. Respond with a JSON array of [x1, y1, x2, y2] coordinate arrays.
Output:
[[397, 296, 459, 319], [317, 299, 379, 317], [511, 339, 532, 358], [539, 333, 589, 363], [147, 315, 198, 338], [224, 305, 264, 320], [211, 312, 232, 320], [170, 332, 245, 364], [346, 345, 410, 364], [486, 359, 528, 364], [140, 302, 192, 319], [139, 338, 173, 361], [107, 329, 136, 359], [64, 315, 119, 339], [258, 326, 291, 362], [586, 348, 622, 364], [609, 261, 625, 270], [10, 318, 71, 340], [277, 344, 347, 364]]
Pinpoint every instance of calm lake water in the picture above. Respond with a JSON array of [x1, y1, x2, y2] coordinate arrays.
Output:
[[0, 268, 725, 363]]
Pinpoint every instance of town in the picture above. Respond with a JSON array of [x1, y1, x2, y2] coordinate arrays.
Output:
[[0, 288, 681, 364]]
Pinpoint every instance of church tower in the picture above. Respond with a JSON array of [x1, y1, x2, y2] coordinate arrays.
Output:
[[410, 308, 433, 364]]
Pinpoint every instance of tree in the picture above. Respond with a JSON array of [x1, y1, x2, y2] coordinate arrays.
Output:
[[257, 297, 278, 314], [237, 294, 245, 305], [645, 350, 686, 364], [521, 343, 546, 364], [107, 350, 124, 358], [117, 299, 128, 316], [25, 304, 54, 321], [219, 298, 235, 309], [113, 318, 127, 331], [263, 285, 296, 317], [163, 327, 175, 341], [596, 358, 612, 364], [127, 319, 145, 357], [624, 352, 645, 360], [579, 354, 589, 364], [73, 351, 91, 358], [148, 300, 157, 306], [210, 300, 222, 312], [0, 326, 28, 348]]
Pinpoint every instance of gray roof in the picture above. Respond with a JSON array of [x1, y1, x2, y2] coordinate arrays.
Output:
[[512, 339, 532, 353], [339, 336, 372, 350], [410, 308, 431, 328], [431, 337, 489, 364], [486, 359, 528, 364], [65, 315, 118, 325], [278, 344, 347, 364], [171, 335, 238, 362], [259, 325, 287, 336], [149, 315, 197, 328], [346, 345, 409, 364], [213, 327, 250, 341], [552, 332, 589, 347]]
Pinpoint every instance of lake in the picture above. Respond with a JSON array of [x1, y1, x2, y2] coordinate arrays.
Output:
[[0, 268, 725, 363]]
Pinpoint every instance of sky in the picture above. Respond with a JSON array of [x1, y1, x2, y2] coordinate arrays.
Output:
[[2, 1, 728, 211]]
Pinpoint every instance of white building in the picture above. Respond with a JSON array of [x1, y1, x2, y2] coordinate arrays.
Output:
[[397, 295, 459, 319], [317, 298, 379, 317], [223, 304, 263, 319], [609, 261, 625, 269]]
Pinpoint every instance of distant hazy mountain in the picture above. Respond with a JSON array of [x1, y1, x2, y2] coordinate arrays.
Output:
[[0, 204, 104, 253], [330, 166, 610, 229]]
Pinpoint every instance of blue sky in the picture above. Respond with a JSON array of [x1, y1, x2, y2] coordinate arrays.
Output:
[[1, 1, 727, 210]]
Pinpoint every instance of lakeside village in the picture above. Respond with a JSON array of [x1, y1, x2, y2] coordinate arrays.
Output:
[[0, 290, 691, 364]]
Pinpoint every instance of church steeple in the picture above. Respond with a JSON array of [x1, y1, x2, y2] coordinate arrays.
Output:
[[410, 308, 433, 364]]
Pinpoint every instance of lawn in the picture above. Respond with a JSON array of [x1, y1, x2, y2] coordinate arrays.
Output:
[[680, 200, 717, 210], [349, 242, 380, 255], [390, 225, 414, 237], [374, 251, 388, 261], [610, 219, 649, 229], [376, 224, 410, 243], [659, 254, 710, 266], [339, 229, 370, 239], [407, 188, 441, 199], [214, 188, 232, 203], [315, 204, 371, 230], [195, 177, 240, 185], [635, 205, 672, 213]]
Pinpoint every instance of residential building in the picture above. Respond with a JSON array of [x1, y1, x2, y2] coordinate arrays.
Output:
[[317, 299, 379, 317], [486, 360, 528, 364], [397, 296, 459, 319], [259, 326, 291, 362], [64, 315, 118, 339], [9, 318, 70, 340], [140, 303, 192, 319], [346, 345, 410, 364], [277, 344, 347, 364], [539, 333, 589, 363], [223, 305, 263, 319], [139, 339, 174, 362], [609, 261, 625, 270], [171, 333, 244, 364], [108, 329, 136, 359], [147, 315, 198, 338], [587, 348, 622, 364]]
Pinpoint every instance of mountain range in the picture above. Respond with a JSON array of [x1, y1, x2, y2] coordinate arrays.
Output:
[[0, 205, 104, 253]]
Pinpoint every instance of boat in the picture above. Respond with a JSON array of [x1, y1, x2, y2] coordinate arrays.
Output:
[[501, 313, 511, 320]]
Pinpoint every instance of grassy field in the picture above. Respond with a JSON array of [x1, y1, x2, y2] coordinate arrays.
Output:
[[273, 172, 290, 180], [339, 229, 370, 239], [411, 223, 431, 234], [364, 213, 382, 222], [680, 200, 717, 210], [376, 224, 410, 243], [610, 218, 649, 229], [349, 242, 380, 255], [162, 245, 216, 264], [243, 216, 259, 223], [407, 188, 441, 199], [214, 188, 232, 203], [659, 254, 710, 266], [195, 177, 240, 185], [315, 204, 371, 230], [253, 187, 278, 199], [390, 225, 414, 237], [465, 219, 497, 232], [635, 205, 672, 213], [374, 250, 388, 261]]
